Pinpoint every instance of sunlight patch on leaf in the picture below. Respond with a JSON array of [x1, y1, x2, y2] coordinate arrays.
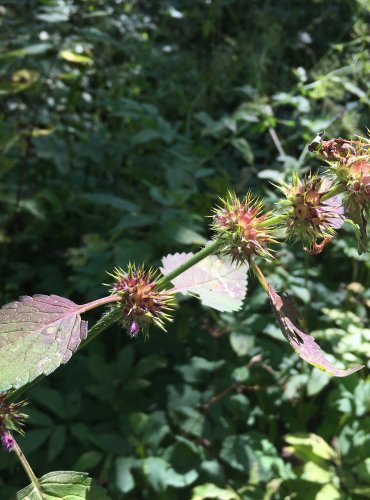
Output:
[[268, 286, 364, 377], [60, 50, 93, 65], [161, 252, 248, 312]]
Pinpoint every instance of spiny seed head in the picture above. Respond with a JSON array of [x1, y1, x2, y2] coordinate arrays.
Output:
[[212, 191, 278, 263], [346, 159, 370, 209], [0, 395, 28, 436], [310, 135, 370, 212], [278, 174, 345, 252], [108, 264, 175, 338]]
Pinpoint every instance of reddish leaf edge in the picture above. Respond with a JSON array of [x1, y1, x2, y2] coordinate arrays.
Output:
[[267, 285, 365, 378]]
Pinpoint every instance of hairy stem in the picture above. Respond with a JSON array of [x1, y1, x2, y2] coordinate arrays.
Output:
[[77, 294, 121, 314], [13, 438, 44, 498], [256, 214, 287, 229], [78, 307, 121, 350]]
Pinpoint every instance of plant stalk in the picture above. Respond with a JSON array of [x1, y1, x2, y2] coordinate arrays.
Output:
[[249, 260, 269, 292], [13, 438, 44, 499]]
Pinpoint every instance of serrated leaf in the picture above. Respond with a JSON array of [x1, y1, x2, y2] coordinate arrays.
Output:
[[15, 470, 111, 499], [0, 295, 88, 391], [268, 286, 364, 377], [161, 252, 248, 312]]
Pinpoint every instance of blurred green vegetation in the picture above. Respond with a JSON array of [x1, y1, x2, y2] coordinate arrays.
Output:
[[0, 0, 369, 498]]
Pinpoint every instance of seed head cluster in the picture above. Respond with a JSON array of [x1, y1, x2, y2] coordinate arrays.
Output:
[[212, 192, 277, 263], [110, 264, 175, 337], [311, 136, 370, 211], [0, 395, 27, 452], [278, 174, 344, 252]]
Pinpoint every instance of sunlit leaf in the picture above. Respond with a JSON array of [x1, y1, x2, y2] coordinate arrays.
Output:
[[161, 252, 248, 312], [268, 286, 364, 377], [60, 50, 93, 65], [16, 470, 111, 499], [285, 433, 338, 462], [0, 295, 88, 391], [0, 70, 40, 95], [191, 483, 240, 500]]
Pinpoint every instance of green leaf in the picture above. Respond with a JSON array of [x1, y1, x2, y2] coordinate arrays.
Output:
[[230, 332, 254, 356], [81, 193, 138, 212], [285, 433, 338, 463], [60, 50, 93, 65], [0, 295, 88, 391], [0, 43, 52, 58], [48, 425, 67, 462], [15, 471, 111, 499], [220, 435, 255, 472], [316, 483, 343, 500], [191, 483, 240, 500], [132, 129, 162, 144], [141, 457, 198, 492], [230, 138, 254, 164], [306, 368, 331, 396], [73, 451, 102, 472], [116, 457, 137, 493]]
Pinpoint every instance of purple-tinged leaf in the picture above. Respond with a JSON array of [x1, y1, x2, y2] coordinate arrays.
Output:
[[161, 253, 248, 312], [0, 295, 88, 391], [268, 286, 364, 377]]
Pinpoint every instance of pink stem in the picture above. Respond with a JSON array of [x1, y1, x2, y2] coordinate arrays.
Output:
[[77, 294, 121, 314]]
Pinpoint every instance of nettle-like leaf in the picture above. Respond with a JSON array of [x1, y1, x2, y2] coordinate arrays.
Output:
[[268, 286, 364, 377], [0, 295, 88, 391], [15, 471, 111, 499], [161, 253, 248, 312]]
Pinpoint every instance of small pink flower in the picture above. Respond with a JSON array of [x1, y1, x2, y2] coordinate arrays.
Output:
[[129, 320, 140, 337], [1, 431, 15, 452]]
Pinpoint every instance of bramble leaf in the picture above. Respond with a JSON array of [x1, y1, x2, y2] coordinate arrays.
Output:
[[161, 253, 248, 312], [15, 470, 111, 499], [0, 295, 88, 391], [268, 286, 364, 377]]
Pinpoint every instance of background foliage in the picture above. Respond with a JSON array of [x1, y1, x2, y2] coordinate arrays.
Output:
[[0, 0, 369, 498]]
